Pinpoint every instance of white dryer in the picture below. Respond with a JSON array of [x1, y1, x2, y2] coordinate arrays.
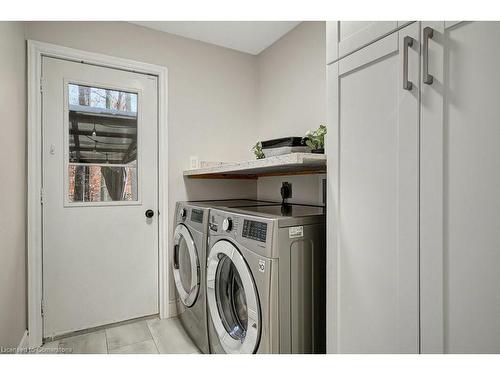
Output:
[[206, 204, 326, 354]]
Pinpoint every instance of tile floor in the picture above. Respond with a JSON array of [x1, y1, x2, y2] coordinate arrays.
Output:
[[40, 317, 201, 354]]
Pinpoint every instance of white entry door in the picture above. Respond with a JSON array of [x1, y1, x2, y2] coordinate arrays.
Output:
[[42, 57, 159, 338]]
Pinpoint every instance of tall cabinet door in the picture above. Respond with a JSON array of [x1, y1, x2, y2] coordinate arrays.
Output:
[[327, 22, 420, 353], [420, 21, 500, 353]]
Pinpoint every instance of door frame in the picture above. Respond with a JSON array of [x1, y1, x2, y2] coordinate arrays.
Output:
[[27, 40, 169, 347]]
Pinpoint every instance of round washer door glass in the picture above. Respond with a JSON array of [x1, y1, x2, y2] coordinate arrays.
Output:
[[216, 255, 248, 340], [173, 224, 199, 307], [206, 240, 261, 354]]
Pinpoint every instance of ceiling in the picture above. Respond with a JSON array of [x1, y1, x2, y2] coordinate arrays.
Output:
[[130, 21, 301, 55]]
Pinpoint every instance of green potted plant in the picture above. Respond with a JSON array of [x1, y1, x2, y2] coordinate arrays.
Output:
[[305, 125, 327, 153], [252, 141, 265, 159]]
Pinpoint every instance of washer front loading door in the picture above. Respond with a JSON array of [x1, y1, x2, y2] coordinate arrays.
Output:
[[207, 240, 261, 354], [173, 224, 200, 307]]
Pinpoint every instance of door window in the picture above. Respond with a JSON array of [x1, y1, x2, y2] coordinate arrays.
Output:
[[67, 83, 138, 203]]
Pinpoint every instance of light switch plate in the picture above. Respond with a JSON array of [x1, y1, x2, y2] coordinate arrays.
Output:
[[190, 156, 199, 170]]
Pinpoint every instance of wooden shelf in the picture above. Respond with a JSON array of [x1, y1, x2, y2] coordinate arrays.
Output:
[[183, 153, 326, 179]]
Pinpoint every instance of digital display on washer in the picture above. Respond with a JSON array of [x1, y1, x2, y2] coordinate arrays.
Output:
[[242, 220, 267, 242], [191, 209, 204, 223]]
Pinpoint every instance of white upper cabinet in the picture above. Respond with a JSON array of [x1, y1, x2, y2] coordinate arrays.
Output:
[[327, 21, 415, 64], [327, 22, 420, 353], [420, 21, 500, 354], [338, 21, 398, 59]]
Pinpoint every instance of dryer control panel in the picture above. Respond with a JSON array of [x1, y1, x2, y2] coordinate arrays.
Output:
[[190, 208, 204, 223]]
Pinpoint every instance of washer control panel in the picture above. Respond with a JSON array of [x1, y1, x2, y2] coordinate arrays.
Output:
[[242, 219, 267, 243]]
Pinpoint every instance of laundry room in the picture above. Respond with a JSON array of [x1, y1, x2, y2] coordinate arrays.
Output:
[[2, 18, 328, 355], [3, 1, 500, 374]]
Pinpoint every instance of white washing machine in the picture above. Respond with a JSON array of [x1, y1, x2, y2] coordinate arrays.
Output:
[[206, 204, 326, 354], [172, 200, 279, 353]]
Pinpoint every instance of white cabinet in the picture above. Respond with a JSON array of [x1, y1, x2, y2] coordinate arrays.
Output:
[[420, 21, 500, 354], [327, 22, 420, 353], [327, 22, 415, 63], [337, 21, 398, 60], [328, 20, 500, 354]]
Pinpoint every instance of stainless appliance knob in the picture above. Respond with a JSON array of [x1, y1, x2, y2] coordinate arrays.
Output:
[[222, 217, 232, 231], [179, 208, 186, 220]]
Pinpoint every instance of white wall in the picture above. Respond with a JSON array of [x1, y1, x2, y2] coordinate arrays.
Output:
[[0, 22, 325, 335], [255, 22, 326, 204], [0, 22, 27, 348], [25, 21, 259, 305], [257, 174, 326, 205]]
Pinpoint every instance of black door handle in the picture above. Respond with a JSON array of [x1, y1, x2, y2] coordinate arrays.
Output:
[[145, 209, 155, 218]]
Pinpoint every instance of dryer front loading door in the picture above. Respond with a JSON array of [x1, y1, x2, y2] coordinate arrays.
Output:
[[173, 224, 200, 307], [207, 240, 261, 354]]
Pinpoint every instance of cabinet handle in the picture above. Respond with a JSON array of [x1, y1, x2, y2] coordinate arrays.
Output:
[[423, 27, 434, 85], [403, 36, 414, 90]]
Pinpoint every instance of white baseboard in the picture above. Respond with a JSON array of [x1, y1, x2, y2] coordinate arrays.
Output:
[[16, 330, 29, 353], [169, 299, 178, 318]]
